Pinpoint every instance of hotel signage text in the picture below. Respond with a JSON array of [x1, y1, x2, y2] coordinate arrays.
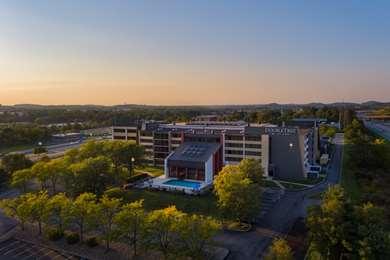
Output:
[[265, 127, 297, 136]]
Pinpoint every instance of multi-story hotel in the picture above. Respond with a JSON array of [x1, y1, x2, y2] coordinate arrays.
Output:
[[112, 119, 321, 189]]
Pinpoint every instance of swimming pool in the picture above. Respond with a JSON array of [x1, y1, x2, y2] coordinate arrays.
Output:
[[163, 179, 201, 189]]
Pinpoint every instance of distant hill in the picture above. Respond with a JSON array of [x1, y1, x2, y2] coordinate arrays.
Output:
[[3, 100, 389, 111]]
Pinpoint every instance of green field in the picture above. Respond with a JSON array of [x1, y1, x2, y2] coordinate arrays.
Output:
[[0, 144, 35, 154], [134, 165, 164, 177], [123, 189, 221, 219]]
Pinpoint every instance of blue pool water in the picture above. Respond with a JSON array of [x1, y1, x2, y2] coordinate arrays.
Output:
[[163, 179, 201, 189]]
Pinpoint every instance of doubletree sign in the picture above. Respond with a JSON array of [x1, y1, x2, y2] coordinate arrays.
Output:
[[265, 127, 297, 136]]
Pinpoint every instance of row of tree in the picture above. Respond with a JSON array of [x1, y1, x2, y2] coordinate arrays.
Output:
[[344, 118, 390, 218], [0, 191, 220, 259], [0, 124, 52, 149], [9, 140, 144, 197], [0, 153, 33, 187], [307, 185, 390, 259]]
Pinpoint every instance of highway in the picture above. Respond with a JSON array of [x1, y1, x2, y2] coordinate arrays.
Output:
[[10, 141, 85, 156], [363, 121, 390, 141]]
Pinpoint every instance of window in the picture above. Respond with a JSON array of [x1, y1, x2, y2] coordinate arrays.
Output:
[[140, 131, 153, 137], [225, 157, 242, 162], [225, 150, 243, 155], [154, 140, 169, 146], [245, 136, 261, 142], [224, 142, 243, 148], [154, 133, 169, 139], [245, 143, 261, 149], [225, 135, 243, 141], [245, 151, 261, 156]]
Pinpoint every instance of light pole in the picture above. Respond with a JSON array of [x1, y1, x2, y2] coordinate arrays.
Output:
[[130, 157, 135, 176]]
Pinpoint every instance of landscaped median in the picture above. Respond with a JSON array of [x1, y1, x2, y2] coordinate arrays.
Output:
[[272, 176, 325, 190]]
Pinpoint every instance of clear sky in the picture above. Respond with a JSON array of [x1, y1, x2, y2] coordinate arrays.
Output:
[[1, 1, 389, 105]]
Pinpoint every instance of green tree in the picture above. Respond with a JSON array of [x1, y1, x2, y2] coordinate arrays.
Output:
[[70, 192, 98, 242], [31, 161, 49, 190], [11, 168, 33, 192], [77, 140, 106, 160], [355, 203, 390, 259], [145, 206, 185, 259], [103, 140, 144, 180], [214, 166, 261, 223], [27, 191, 50, 235], [0, 195, 30, 231], [264, 238, 293, 260], [114, 200, 146, 257], [45, 193, 72, 232], [177, 214, 221, 259], [69, 156, 113, 196], [238, 158, 264, 184], [307, 185, 355, 259], [97, 195, 121, 251], [44, 158, 68, 193], [1, 153, 32, 175]]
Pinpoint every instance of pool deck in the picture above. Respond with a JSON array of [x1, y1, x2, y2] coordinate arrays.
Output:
[[145, 176, 211, 194]]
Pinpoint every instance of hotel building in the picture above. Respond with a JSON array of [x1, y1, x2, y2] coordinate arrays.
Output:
[[112, 119, 320, 186]]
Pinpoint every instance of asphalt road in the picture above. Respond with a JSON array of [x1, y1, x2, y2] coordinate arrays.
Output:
[[13, 141, 85, 155], [363, 121, 390, 141], [0, 189, 19, 239], [216, 133, 344, 260]]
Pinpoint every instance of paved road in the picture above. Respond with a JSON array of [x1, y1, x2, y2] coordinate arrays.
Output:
[[0, 189, 19, 239], [12, 141, 85, 156], [363, 121, 390, 141], [215, 133, 344, 260]]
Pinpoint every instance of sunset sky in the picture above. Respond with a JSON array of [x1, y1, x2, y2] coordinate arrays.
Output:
[[1, 1, 390, 105]]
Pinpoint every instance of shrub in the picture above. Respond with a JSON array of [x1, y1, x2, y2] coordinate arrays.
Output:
[[86, 237, 98, 247], [104, 187, 124, 199], [66, 232, 80, 244], [46, 228, 64, 241], [126, 173, 149, 184]]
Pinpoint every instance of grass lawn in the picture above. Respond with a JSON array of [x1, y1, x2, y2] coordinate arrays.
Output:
[[340, 144, 361, 202], [275, 176, 324, 186], [134, 165, 164, 177], [0, 144, 35, 154], [123, 189, 221, 219], [263, 179, 280, 188], [279, 181, 308, 190]]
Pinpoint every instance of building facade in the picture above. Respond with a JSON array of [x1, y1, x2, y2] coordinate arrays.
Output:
[[112, 120, 320, 180]]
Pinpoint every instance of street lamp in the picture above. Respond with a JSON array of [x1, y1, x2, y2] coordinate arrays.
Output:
[[289, 143, 293, 149], [130, 157, 135, 176]]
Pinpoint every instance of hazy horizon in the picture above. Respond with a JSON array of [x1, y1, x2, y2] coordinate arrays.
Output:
[[1, 1, 390, 105]]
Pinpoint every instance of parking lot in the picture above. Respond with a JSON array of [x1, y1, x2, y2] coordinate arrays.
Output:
[[0, 237, 80, 260]]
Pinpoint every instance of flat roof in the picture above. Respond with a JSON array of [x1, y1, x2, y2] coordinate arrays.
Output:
[[168, 142, 221, 163]]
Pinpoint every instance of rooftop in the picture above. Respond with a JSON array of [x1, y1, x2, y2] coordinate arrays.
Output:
[[168, 142, 221, 163]]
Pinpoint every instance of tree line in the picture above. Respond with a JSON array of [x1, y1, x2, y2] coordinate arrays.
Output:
[[306, 117, 390, 259], [307, 185, 390, 259], [344, 118, 390, 217], [0, 124, 52, 150], [8, 140, 144, 197], [0, 191, 220, 259]]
